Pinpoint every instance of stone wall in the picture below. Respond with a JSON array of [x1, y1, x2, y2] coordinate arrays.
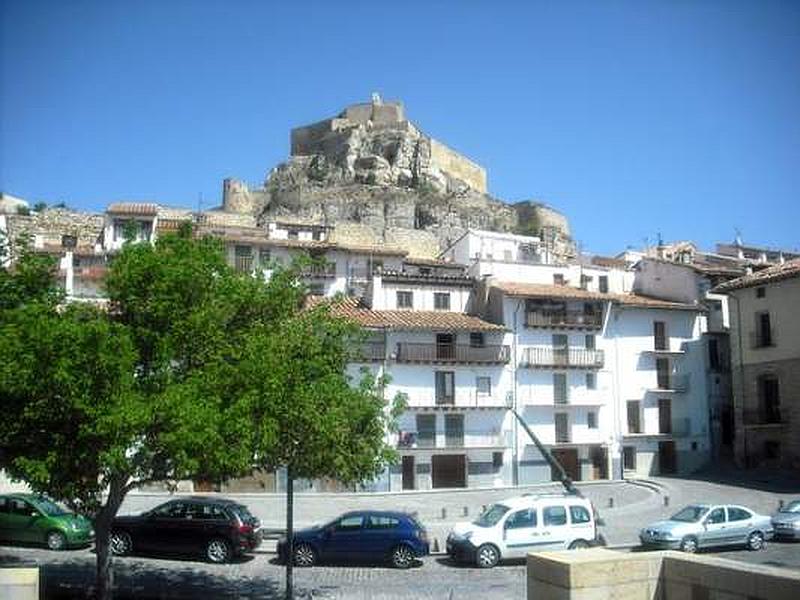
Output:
[[429, 138, 487, 194]]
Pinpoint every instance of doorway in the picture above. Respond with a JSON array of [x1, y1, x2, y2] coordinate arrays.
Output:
[[589, 446, 608, 480], [658, 441, 677, 474], [431, 454, 466, 488], [401, 456, 415, 490], [551, 448, 581, 482]]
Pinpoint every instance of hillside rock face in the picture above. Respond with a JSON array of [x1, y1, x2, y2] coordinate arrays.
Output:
[[222, 96, 575, 259]]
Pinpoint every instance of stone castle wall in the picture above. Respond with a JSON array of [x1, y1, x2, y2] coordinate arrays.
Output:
[[429, 139, 487, 193]]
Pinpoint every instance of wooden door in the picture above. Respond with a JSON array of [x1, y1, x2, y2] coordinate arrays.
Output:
[[658, 441, 677, 474], [402, 456, 415, 490], [431, 454, 466, 488], [551, 448, 580, 482]]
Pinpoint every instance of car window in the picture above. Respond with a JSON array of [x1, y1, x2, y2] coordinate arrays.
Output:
[[505, 509, 537, 530], [335, 515, 364, 531], [153, 502, 186, 518], [230, 504, 257, 524], [727, 507, 752, 522], [569, 505, 591, 524], [670, 505, 708, 522], [706, 508, 726, 524], [366, 516, 400, 529], [0, 498, 8, 513], [543, 506, 567, 526], [10, 499, 36, 516], [34, 497, 68, 517], [780, 501, 800, 514], [473, 504, 510, 528], [186, 503, 226, 521]]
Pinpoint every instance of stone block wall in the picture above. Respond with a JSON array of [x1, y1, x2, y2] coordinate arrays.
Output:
[[429, 138, 487, 194]]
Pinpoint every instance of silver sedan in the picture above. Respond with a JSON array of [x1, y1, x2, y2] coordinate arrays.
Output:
[[640, 504, 774, 553], [772, 500, 800, 540]]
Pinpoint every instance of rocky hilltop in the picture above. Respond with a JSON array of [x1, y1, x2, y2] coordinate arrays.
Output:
[[222, 96, 575, 259]]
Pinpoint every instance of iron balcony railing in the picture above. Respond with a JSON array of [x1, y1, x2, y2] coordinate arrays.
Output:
[[554, 427, 571, 444], [233, 255, 254, 273], [395, 343, 511, 364], [396, 430, 512, 449], [742, 409, 788, 426], [652, 373, 689, 393], [301, 263, 337, 279], [525, 310, 603, 329], [521, 347, 604, 369]]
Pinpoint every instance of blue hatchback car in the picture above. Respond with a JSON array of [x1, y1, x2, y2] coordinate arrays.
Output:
[[277, 511, 429, 569]]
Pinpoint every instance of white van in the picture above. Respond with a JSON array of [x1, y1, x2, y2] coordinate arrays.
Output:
[[446, 493, 598, 568]]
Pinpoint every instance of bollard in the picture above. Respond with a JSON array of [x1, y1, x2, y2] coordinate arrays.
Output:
[[779, 499, 785, 510], [481, 504, 486, 514], [608, 498, 614, 508], [462, 506, 469, 517], [433, 538, 440, 553], [441, 507, 447, 519], [663, 495, 670, 507]]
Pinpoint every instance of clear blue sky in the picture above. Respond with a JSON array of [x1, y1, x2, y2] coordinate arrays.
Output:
[[2, 0, 799, 255]]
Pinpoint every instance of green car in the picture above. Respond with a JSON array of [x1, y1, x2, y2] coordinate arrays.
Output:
[[0, 493, 95, 550]]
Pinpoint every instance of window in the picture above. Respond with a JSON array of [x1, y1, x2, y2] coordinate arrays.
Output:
[[658, 398, 672, 434], [435, 371, 455, 405], [569, 506, 591, 524], [312, 230, 322, 241], [708, 338, 720, 371], [553, 373, 568, 404], [543, 506, 567, 526], [553, 273, 565, 286], [258, 248, 271, 266], [335, 515, 364, 530], [758, 374, 781, 423], [656, 358, 670, 389], [623, 446, 636, 470], [287, 230, 299, 240], [366, 516, 399, 529], [599, 276, 609, 294], [476, 376, 491, 395], [580, 275, 592, 290], [434, 292, 451, 310], [470, 332, 485, 348], [234, 245, 254, 273], [505, 509, 537, 529], [654, 321, 667, 351], [706, 508, 726, 524], [186, 503, 227, 521], [436, 333, 455, 359], [10, 499, 35, 516], [154, 502, 186, 518], [416, 414, 436, 448], [585, 335, 595, 350], [727, 507, 752, 522], [586, 373, 597, 390], [627, 401, 642, 434], [555, 413, 569, 443], [492, 452, 504, 469], [444, 414, 464, 447], [756, 287, 765, 298], [396, 291, 413, 309], [755, 311, 773, 347], [587, 412, 597, 429]]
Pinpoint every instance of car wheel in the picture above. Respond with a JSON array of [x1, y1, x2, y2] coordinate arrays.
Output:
[[206, 538, 232, 564], [569, 539, 590, 550], [476, 543, 500, 568], [46, 530, 67, 551], [109, 531, 133, 556], [390, 544, 415, 569], [293, 543, 317, 567], [679, 536, 698, 553], [747, 531, 765, 551]]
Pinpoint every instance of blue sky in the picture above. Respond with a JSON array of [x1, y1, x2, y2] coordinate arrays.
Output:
[[2, 0, 799, 255]]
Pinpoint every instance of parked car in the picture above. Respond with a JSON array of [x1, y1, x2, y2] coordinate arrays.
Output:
[[0, 493, 94, 550], [447, 493, 600, 568], [640, 504, 774, 553], [771, 500, 800, 540], [109, 496, 261, 563], [277, 511, 429, 569]]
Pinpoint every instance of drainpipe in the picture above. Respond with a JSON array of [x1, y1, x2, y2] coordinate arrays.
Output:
[[512, 299, 523, 486], [729, 293, 747, 467]]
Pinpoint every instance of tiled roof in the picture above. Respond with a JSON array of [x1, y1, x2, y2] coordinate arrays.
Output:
[[713, 258, 800, 292], [309, 297, 506, 331], [492, 281, 702, 311], [590, 256, 628, 269], [106, 203, 159, 216]]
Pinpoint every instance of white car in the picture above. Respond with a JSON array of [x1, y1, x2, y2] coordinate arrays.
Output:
[[446, 493, 599, 568]]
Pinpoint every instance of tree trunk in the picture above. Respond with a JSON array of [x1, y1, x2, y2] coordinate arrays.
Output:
[[285, 468, 294, 600], [94, 477, 127, 600]]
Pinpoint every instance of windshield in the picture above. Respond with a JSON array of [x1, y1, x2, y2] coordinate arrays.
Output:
[[780, 500, 800, 513], [230, 504, 258, 524], [670, 505, 708, 523], [473, 504, 510, 528], [34, 497, 69, 517]]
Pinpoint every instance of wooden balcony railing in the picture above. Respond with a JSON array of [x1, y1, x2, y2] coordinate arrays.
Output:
[[395, 343, 510, 364], [521, 347, 604, 369], [351, 342, 386, 362], [525, 311, 602, 329]]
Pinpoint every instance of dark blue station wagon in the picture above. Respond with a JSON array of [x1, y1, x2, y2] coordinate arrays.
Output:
[[278, 511, 429, 569]]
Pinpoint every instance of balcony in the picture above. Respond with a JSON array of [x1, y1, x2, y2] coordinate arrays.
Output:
[[649, 374, 689, 393], [742, 409, 789, 427], [396, 430, 511, 450], [352, 342, 386, 362], [526, 390, 605, 407], [395, 343, 510, 364], [521, 347, 604, 369], [301, 262, 337, 279], [750, 330, 776, 350], [525, 310, 602, 330], [404, 392, 511, 410]]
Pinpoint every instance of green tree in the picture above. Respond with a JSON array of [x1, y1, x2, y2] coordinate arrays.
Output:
[[0, 233, 63, 310]]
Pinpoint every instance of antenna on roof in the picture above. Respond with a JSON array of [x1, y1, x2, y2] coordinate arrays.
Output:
[[734, 228, 743, 246]]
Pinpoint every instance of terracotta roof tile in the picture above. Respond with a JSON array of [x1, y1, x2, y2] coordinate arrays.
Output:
[[713, 258, 800, 292], [309, 297, 506, 331], [106, 203, 159, 216]]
